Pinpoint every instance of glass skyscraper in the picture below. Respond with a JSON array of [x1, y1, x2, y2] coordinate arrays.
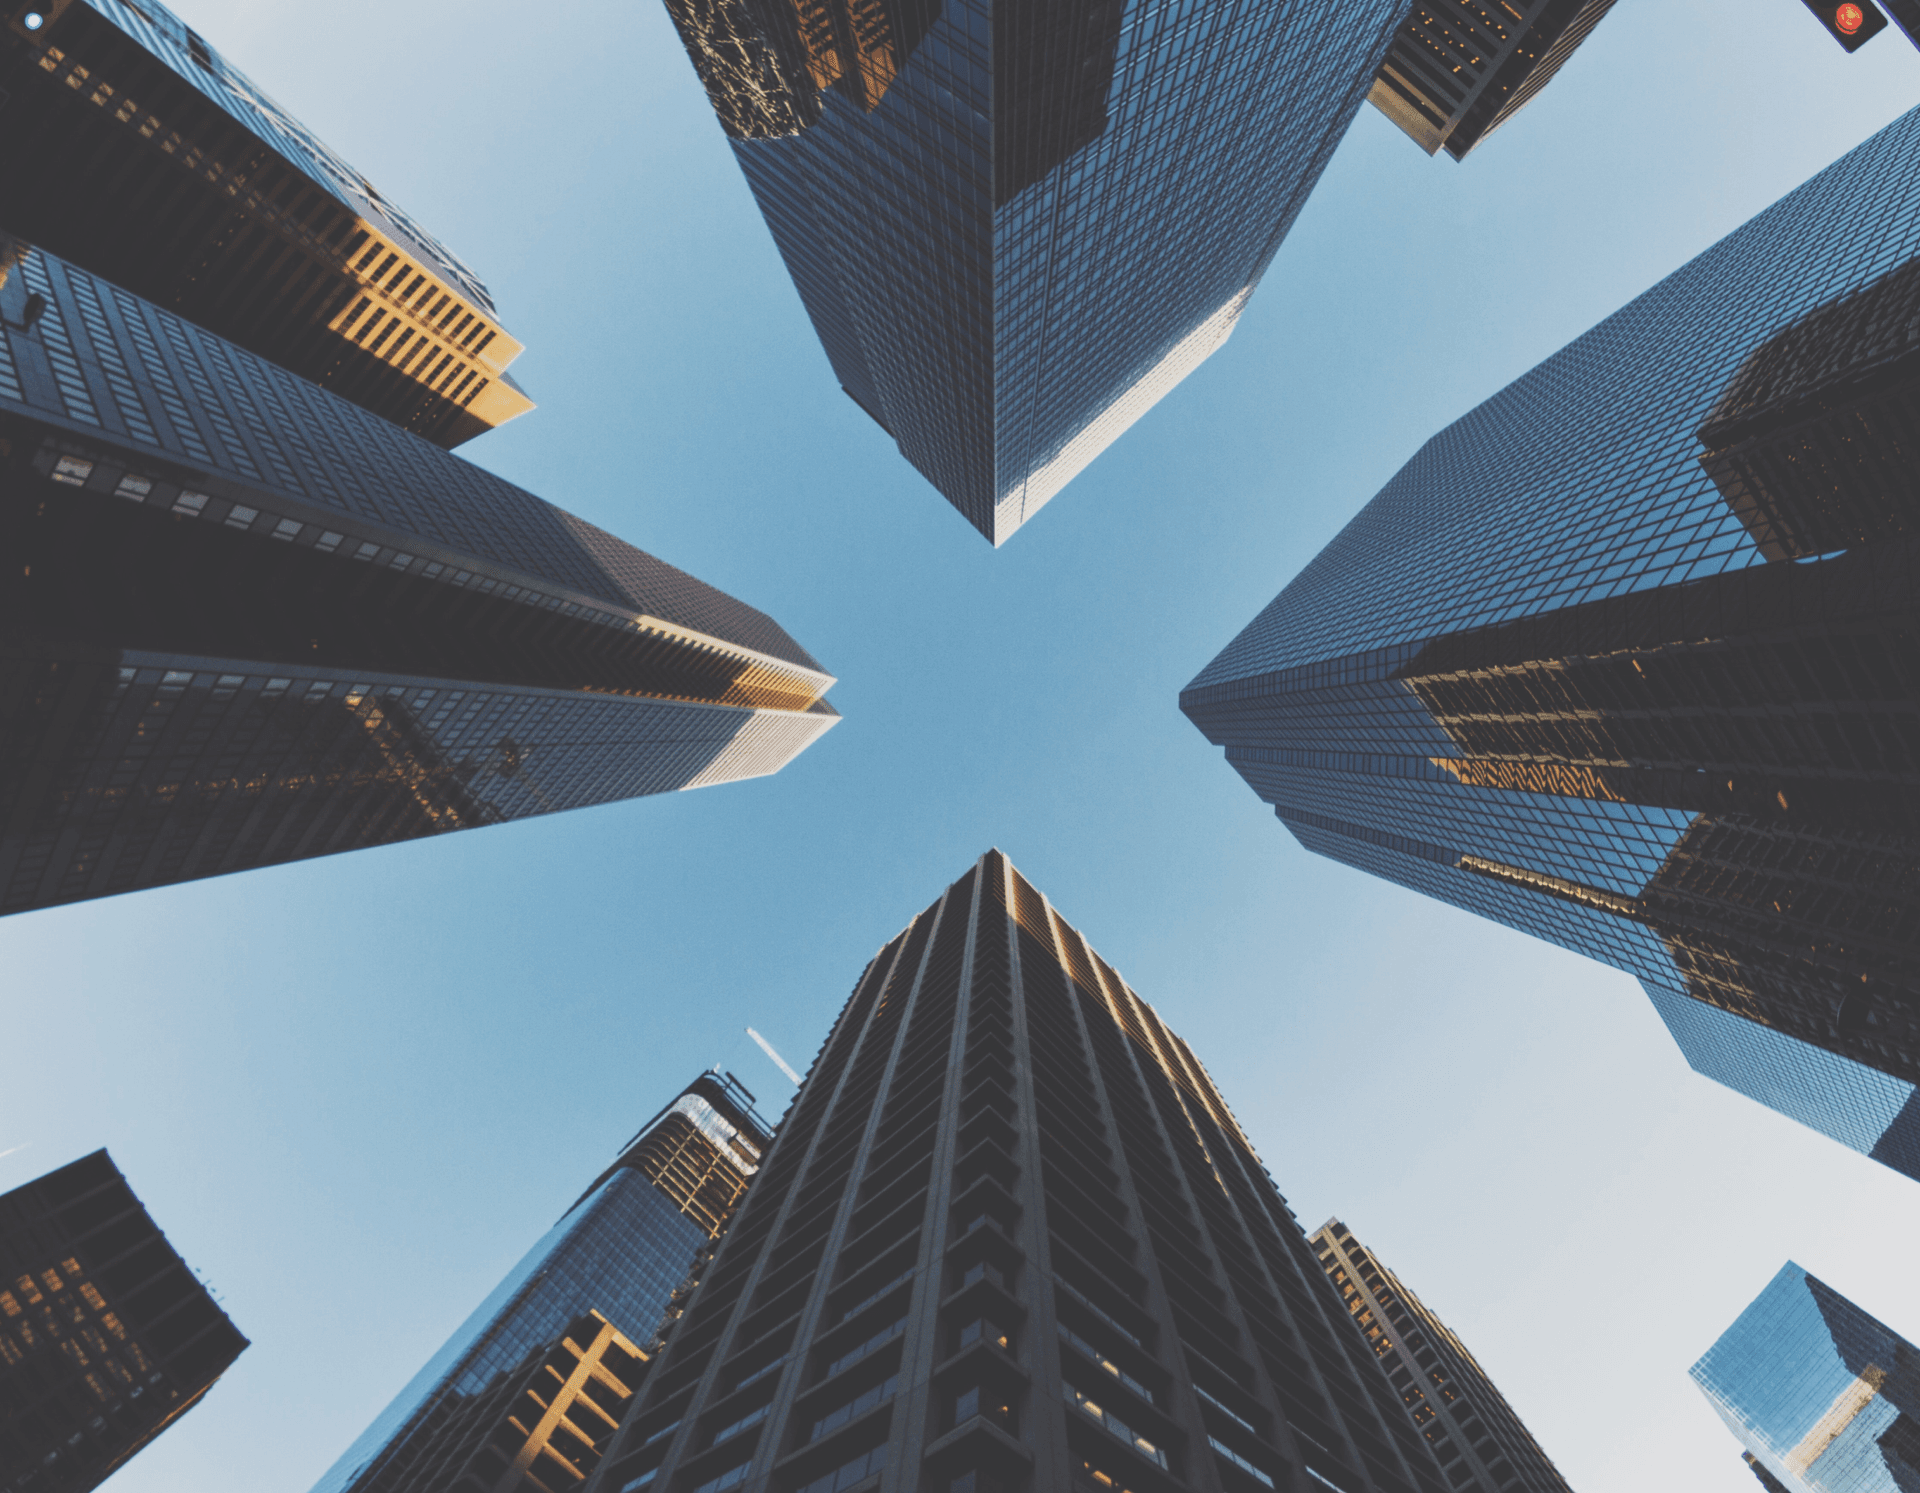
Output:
[[1691, 1263, 1920, 1492], [584, 850, 1450, 1493], [660, 0, 1412, 545], [0, 1150, 249, 1493], [309, 1072, 774, 1493], [0, 242, 838, 918], [1310, 1221, 1571, 1493], [1182, 105, 1920, 1184], [0, 0, 531, 446]]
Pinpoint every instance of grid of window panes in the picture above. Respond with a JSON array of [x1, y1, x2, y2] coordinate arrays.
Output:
[[76, 0, 492, 314], [1188, 106, 1920, 691], [309, 1173, 710, 1493], [1312, 1222, 1574, 1493], [0, 247, 822, 671], [1179, 105, 1920, 1179], [590, 851, 1449, 1493], [1691, 1264, 1920, 1493], [0, 656, 831, 916], [719, 0, 1403, 542]]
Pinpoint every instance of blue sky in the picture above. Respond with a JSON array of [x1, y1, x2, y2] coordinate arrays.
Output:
[[5, 2, 1920, 1490]]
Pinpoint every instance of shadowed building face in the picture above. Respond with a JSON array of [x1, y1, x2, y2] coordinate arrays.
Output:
[[1366, 0, 1621, 162], [660, 0, 1409, 545], [1182, 107, 1920, 1185], [0, 246, 837, 918], [0, 0, 530, 447], [584, 850, 1455, 1493], [0, 1150, 248, 1493]]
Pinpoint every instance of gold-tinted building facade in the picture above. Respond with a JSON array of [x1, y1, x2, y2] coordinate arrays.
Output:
[[0, 0, 530, 447]]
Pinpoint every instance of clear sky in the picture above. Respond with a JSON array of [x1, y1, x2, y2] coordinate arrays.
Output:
[[6, 3, 1920, 1490]]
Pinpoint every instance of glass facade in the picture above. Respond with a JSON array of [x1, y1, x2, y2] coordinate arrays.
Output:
[[0, 0, 531, 445], [1310, 1221, 1571, 1493], [588, 850, 1450, 1493], [309, 1075, 774, 1493], [1691, 1263, 1920, 1493], [0, 245, 837, 918], [661, 0, 1408, 544], [0, 1150, 248, 1493], [1182, 106, 1920, 1183]]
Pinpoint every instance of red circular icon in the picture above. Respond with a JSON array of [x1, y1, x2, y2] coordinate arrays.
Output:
[[1836, 3, 1865, 32]]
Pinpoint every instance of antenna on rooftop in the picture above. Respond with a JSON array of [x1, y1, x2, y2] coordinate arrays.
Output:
[[746, 1027, 802, 1087]]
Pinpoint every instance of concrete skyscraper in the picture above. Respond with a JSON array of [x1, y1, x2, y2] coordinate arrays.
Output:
[[661, 0, 1423, 545], [1366, 0, 1618, 160], [0, 1150, 248, 1493], [1311, 1221, 1570, 1493], [583, 850, 1451, 1493], [1183, 105, 1920, 1184], [309, 1072, 773, 1493], [1691, 1263, 1920, 1492], [0, 0, 530, 446], [0, 244, 837, 917]]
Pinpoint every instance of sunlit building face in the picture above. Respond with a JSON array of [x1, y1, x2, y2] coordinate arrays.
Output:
[[0, 0, 532, 447], [1692, 1263, 1920, 1493]]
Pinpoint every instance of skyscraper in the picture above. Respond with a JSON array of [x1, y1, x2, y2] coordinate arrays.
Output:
[[1367, 0, 1618, 160], [0, 1149, 248, 1493], [1309, 1221, 1570, 1493], [661, 0, 1410, 545], [1690, 1262, 1920, 1492], [0, 242, 837, 918], [0, 0, 530, 446], [584, 850, 1451, 1493], [309, 1071, 774, 1493], [1181, 105, 1920, 1184]]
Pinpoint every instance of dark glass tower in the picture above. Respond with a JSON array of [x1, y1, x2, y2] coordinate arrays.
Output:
[[1367, 0, 1619, 160], [309, 1072, 775, 1493], [584, 850, 1451, 1493], [0, 1149, 248, 1493], [661, 0, 1410, 545], [0, 0, 531, 447], [1309, 1222, 1569, 1493], [1181, 106, 1920, 1184], [0, 243, 837, 918], [1690, 1262, 1920, 1492]]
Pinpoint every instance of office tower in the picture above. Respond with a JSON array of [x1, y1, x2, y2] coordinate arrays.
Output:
[[0, 243, 837, 918], [0, 1149, 248, 1493], [1690, 1262, 1920, 1492], [584, 850, 1450, 1493], [1367, 0, 1618, 160], [310, 1071, 774, 1493], [662, 0, 1411, 546], [0, 0, 529, 446], [1181, 105, 1920, 1183], [1310, 1221, 1570, 1493]]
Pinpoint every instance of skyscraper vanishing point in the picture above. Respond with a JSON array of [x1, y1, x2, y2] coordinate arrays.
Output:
[[1182, 104, 1920, 1185], [583, 849, 1452, 1493], [0, 243, 837, 918], [309, 1071, 774, 1493]]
